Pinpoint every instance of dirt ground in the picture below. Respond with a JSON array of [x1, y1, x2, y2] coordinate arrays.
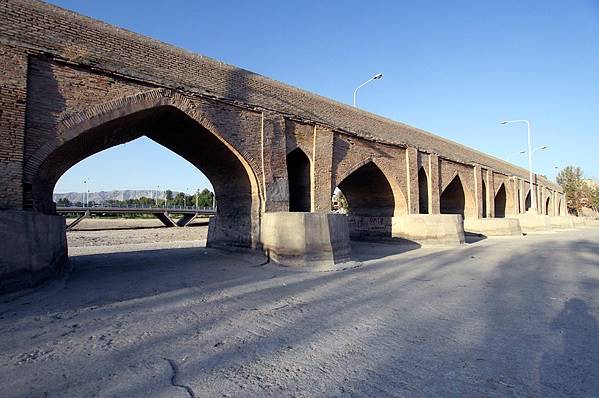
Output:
[[65, 218, 209, 255], [1, 220, 598, 397]]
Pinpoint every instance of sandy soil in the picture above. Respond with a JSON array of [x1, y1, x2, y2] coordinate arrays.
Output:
[[1, 227, 598, 397]]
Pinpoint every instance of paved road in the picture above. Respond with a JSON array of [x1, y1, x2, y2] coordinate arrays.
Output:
[[1, 229, 598, 397]]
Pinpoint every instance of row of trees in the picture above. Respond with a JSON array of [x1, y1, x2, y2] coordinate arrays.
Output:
[[56, 188, 215, 208], [556, 166, 599, 216]]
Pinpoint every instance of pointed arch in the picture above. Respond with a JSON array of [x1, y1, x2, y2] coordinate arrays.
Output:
[[440, 174, 475, 219], [287, 148, 311, 212], [545, 196, 552, 215], [482, 179, 488, 218], [32, 90, 262, 249], [494, 183, 507, 218], [525, 190, 532, 211], [337, 160, 408, 238], [418, 166, 429, 214]]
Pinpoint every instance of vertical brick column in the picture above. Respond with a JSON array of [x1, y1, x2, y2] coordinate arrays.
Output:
[[473, 165, 484, 218], [486, 170, 495, 217], [261, 112, 289, 212], [511, 177, 520, 216], [428, 153, 440, 214], [312, 126, 334, 212], [0, 46, 28, 210], [405, 147, 419, 214]]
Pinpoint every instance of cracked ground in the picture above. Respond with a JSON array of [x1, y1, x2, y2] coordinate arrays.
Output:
[[1, 225, 598, 397]]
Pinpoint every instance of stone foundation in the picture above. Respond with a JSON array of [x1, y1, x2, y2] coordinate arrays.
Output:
[[464, 218, 522, 236], [346, 215, 392, 240], [260, 212, 351, 270], [0, 210, 68, 294], [392, 214, 464, 246], [550, 216, 576, 230], [516, 212, 553, 233]]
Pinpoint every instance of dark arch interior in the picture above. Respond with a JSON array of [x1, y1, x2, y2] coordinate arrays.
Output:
[[495, 184, 507, 218], [482, 179, 487, 218], [338, 162, 395, 238], [34, 105, 258, 248], [525, 190, 531, 211], [545, 197, 551, 215], [440, 175, 466, 217], [287, 148, 311, 212], [418, 167, 429, 214]]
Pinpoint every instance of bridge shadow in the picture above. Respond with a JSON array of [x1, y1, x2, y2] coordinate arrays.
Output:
[[2, 232, 599, 397]]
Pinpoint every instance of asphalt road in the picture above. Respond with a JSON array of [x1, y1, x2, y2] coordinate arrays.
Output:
[[1, 229, 598, 397]]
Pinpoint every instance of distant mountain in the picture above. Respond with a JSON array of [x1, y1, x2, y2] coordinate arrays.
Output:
[[53, 189, 178, 203]]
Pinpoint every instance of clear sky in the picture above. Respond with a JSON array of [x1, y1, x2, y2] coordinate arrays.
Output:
[[51, 0, 599, 194]]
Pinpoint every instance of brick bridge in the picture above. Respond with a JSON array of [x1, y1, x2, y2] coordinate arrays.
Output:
[[0, 0, 568, 293]]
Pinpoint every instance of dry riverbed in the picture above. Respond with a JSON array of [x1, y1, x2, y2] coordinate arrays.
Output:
[[65, 217, 209, 255], [1, 220, 598, 397]]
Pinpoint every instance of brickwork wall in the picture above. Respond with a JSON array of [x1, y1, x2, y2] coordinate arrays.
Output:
[[0, 0, 564, 216], [0, 44, 28, 209], [0, 0, 561, 192]]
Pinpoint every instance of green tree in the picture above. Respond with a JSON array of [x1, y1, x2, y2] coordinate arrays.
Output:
[[57, 197, 71, 207], [195, 188, 214, 208], [556, 166, 585, 215]]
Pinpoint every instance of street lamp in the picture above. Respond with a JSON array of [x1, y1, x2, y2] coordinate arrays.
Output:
[[500, 120, 548, 213], [83, 180, 87, 207], [353, 73, 383, 107]]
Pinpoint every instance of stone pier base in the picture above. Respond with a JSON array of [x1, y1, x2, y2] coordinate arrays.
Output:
[[550, 216, 576, 230], [260, 212, 351, 270], [0, 210, 68, 294], [516, 212, 553, 233], [392, 214, 464, 246], [464, 218, 522, 236]]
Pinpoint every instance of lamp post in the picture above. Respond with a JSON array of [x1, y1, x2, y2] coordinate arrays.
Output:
[[353, 73, 383, 107], [83, 180, 87, 207], [500, 120, 548, 213]]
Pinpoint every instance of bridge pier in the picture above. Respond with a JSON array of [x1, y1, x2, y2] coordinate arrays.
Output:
[[175, 213, 198, 227], [152, 212, 177, 227], [391, 214, 465, 246], [0, 210, 68, 294], [66, 210, 90, 231], [463, 218, 522, 236], [260, 212, 352, 270]]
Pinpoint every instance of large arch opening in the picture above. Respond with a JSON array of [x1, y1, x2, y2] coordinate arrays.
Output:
[[337, 161, 401, 239], [34, 104, 261, 251], [525, 190, 531, 211], [495, 183, 507, 218], [418, 167, 429, 214], [440, 175, 471, 218], [287, 148, 311, 212], [545, 196, 552, 215]]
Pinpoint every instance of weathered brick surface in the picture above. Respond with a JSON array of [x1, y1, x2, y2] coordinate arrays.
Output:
[[0, 44, 28, 209], [0, 0, 560, 190]]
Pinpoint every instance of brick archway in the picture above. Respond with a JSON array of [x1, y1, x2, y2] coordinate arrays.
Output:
[[30, 89, 262, 249]]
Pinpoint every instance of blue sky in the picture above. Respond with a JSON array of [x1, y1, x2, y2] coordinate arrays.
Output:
[[51, 0, 599, 193]]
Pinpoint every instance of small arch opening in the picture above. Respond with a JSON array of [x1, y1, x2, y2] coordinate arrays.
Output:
[[418, 167, 429, 214], [495, 184, 507, 218], [482, 179, 487, 218], [287, 148, 311, 212], [525, 190, 532, 211]]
